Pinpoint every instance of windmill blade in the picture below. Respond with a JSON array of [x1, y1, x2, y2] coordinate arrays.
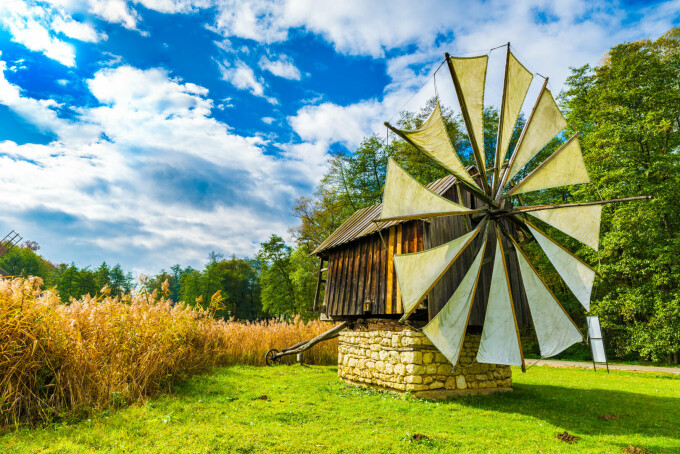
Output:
[[525, 221, 596, 311], [379, 159, 475, 222], [508, 134, 589, 196], [449, 55, 488, 177], [476, 232, 524, 367], [423, 230, 488, 366], [527, 205, 602, 251], [494, 50, 533, 190], [386, 102, 479, 189], [510, 237, 583, 357], [502, 82, 567, 186], [395, 224, 483, 321]]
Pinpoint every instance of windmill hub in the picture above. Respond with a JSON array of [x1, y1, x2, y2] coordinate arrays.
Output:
[[484, 209, 512, 219]]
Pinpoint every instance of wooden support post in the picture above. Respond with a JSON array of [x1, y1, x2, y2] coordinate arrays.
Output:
[[313, 256, 326, 311]]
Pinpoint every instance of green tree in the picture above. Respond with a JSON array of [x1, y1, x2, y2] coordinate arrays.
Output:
[[109, 264, 132, 297], [147, 270, 173, 298], [55, 264, 79, 302], [77, 268, 99, 297], [558, 28, 680, 362], [289, 246, 320, 315], [257, 235, 303, 319], [95, 262, 111, 292], [219, 256, 261, 320], [0, 244, 54, 285], [179, 267, 203, 307]]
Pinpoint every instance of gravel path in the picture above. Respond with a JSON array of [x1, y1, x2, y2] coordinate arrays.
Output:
[[527, 359, 680, 374]]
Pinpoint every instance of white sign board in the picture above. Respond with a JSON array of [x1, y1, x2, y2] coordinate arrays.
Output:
[[590, 338, 606, 363], [586, 315, 607, 365], [587, 316, 602, 339]]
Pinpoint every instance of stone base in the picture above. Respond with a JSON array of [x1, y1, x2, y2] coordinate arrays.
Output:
[[338, 321, 512, 399]]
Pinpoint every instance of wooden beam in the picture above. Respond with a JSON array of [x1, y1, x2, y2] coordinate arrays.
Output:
[[495, 196, 653, 217], [312, 256, 325, 311], [493, 43, 511, 195], [395, 224, 403, 313], [386, 226, 395, 314]]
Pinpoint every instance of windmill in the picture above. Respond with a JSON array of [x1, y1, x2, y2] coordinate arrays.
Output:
[[381, 44, 649, 371], [0, 230, 22, 276]]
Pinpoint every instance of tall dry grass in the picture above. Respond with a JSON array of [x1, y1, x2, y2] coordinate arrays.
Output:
[[0, 277, 337, 427]]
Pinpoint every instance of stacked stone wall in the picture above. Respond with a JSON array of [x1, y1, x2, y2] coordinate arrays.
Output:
[[338, 325, 512, 398]]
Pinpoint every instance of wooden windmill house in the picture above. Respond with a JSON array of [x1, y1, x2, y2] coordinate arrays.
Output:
[[307, 169, 526, 396], [310, 169, 531, 329], [269, 44, 646, 398]]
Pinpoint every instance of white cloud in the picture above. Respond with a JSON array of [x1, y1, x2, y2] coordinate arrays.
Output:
[[218, 59, 278, 104], [211, 0, 479, 57], [0, 0, 77, 66], [0, 59, 101, 142], [213, 0, 289, 43], [52, 15, 105, 42], [289, 101, 383, 149], [0, 60, 322, 272], [261, 116, 275, 124], [86, 0, 138, 29], [209, 0, 680, 78], [218, 60, 264, 96], [134, 0, 211, 14], [258, 55, 301, 80], [0, 0, 108, 66]]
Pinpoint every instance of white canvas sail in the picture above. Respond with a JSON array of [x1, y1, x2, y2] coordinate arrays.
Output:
[[506, 88, 567, 182], [514, 243, 583, 357], [450, 55, 487, 167], [498, 52, 533, 161], [528, 205, 602, 251], [476, 235, 523, 366], [395, 227, 480, 320], [398, 103, 478, 187], [526, 223, 595, 311], [379, 159, 472, 221], [509, 137, 589, 195], [423, 239, 487, 366]]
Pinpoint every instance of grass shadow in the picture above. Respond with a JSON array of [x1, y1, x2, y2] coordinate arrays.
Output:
[[453, 382, 680, 441]]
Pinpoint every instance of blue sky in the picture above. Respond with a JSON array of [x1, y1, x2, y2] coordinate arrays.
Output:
[[0, 0, 678, 275]]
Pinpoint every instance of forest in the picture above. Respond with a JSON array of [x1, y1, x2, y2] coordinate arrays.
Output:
[[2, 29, 678, 363]]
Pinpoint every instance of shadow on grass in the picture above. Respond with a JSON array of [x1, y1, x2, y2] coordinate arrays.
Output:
[[455, 382, 680, 441]]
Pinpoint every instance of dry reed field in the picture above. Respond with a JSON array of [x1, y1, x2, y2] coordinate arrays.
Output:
[[0, 277, 338, 428]]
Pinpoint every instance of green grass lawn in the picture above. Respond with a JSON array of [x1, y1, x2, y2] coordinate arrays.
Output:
[[1, 365, 679, 453]]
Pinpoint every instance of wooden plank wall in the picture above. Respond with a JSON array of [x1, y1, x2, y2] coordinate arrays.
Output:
[[323, 222, 423, 316], [424, 185, 530, 327], [321, 181, 529, 326]]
